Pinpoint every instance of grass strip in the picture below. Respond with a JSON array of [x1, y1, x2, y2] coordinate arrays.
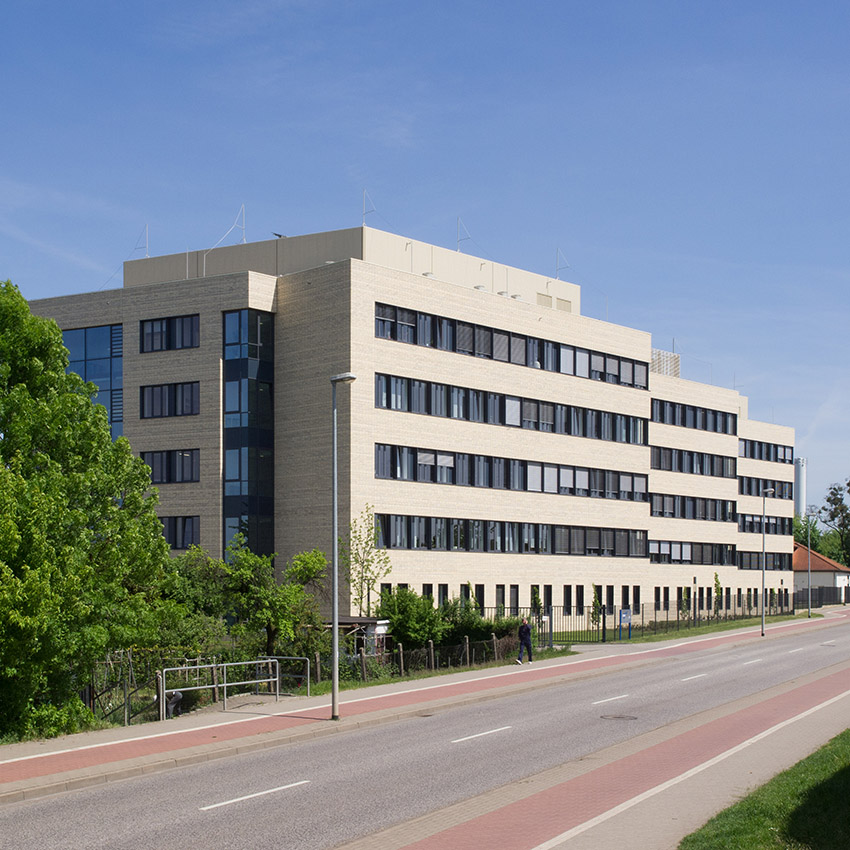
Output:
[[679, 728, 850, 849]]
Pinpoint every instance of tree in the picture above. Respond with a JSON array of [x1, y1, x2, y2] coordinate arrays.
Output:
[[222, 536, 327, 656], [0, 281, 170, 737], [339, 504, 392, 616], [793, 514, 822, 552], [713, 572, 722, 619], [818, 481, 850, 566], [376, 586, 445, 648]]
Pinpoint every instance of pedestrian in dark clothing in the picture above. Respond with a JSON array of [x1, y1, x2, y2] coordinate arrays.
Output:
[[166, 690, 183, 719], [516, 618, 533, 664]]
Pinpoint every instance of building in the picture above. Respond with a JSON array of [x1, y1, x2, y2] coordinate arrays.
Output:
[[792, 543, 850, 595], [30, 225, 796, 617]]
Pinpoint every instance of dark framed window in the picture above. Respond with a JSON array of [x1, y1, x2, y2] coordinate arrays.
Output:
[[142, 449, 200, 483], [161, 516, 199, 549], [141, 315, 199, 352], [140, 382, 199, 418]]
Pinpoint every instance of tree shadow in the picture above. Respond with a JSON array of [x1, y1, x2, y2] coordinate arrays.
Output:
[[785, 762, 850, 849]]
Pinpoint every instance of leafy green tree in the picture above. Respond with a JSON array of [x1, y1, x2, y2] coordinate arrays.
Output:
[[0, 281, 170, 737], [713, 572, 723, 619], [376, 586, 445, 648], [819, 529, 845, 565], [339, 504, 392, 616], [818, 481, 850, 566], [223, 536, 328, 656], [793, 514, 822, 552]]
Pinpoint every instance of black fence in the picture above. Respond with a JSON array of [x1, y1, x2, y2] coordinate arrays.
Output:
[[793, 585, 849, 609]]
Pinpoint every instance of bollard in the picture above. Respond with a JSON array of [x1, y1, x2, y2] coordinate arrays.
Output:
[[465, 635, 471, 667], [359, 647, 367, 681], [315, 651, 321, 684], [428, 640, 435, 670], [398, 642, 404, 677], [491, 633, 497, 661]]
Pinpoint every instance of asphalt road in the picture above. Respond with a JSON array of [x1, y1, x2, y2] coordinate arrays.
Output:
[[2, 621, 849, 850]]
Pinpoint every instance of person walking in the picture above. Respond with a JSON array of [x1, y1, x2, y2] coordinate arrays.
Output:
[[516, 617, 533, 664]]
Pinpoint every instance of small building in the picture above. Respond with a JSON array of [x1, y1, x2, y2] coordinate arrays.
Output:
[[792, 542, 850, 592]]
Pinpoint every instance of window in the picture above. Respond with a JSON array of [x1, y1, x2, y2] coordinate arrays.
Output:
[[141, 315, 199, 352], [375, 444, 392, 479], [140, 382, 199, 418], [161, 516, 199, 549], [505, 396, 521, 427], [142, 449, 200, 483], [436, 452, 455, 484]]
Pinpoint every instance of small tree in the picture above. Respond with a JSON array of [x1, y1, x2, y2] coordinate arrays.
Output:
[[590, 586, 602, 627], [339, 504, 392, 616], [713, 572, 723, 619]]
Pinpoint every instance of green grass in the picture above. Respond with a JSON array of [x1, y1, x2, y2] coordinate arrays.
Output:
[[679, 728, 850, 849]]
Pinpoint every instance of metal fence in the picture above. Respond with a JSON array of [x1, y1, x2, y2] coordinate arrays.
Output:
[[793, 586, 849, 609]]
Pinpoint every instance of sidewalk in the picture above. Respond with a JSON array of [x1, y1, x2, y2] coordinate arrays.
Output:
[[2, 608, 849, 849]]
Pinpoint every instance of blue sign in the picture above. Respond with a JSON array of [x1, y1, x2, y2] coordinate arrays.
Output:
[[619, 609, 632, 625]]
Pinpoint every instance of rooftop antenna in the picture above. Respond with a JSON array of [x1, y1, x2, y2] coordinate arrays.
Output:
[[457, 217, 472, 252], [362, 190, 376, 225], [555, 247, 570, 280], [202, 204, 246, 276]]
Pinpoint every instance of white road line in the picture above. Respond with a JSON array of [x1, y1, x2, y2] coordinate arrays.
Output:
[[200, 780, 310, 810], [681, 674, 707, 682], [742, 659, 763, 665], [528, 687, 850, 850], [788, 648, 805, 653], [452, 726, 512, 743], [592, 694, 628, 705]]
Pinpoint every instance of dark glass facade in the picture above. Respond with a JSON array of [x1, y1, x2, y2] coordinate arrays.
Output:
[[63, 324, 124, 440], [223, 309, 274, 555]]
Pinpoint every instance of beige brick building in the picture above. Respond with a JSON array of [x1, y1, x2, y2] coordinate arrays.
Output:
[[31, 226, 795, 618]]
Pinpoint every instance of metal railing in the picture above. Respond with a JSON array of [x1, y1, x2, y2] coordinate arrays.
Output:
[[157, 658, 279, 719], [261, 656, 311, 697]]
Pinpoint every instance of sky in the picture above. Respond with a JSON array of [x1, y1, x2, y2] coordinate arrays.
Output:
[[2, 0, 848, 507]]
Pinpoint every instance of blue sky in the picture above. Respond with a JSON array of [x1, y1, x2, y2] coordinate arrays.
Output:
[[3, 1, 848, 506]]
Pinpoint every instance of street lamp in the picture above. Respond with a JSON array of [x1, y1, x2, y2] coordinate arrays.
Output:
[[761, 487, 775, 637], [806, 505, 816, 618], [330, 372, 356, 721]]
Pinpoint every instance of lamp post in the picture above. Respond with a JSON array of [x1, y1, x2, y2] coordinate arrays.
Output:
[[761, 487, 775, 637], [330, 372, 356, 721], [806, 505, 816, 618]]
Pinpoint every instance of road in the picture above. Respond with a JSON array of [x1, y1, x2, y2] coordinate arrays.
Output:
[[2, 613, 849, 849]]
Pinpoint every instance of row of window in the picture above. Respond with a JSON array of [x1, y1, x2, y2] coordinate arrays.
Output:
[[649, 494, 736, 522], [375, 443, 649, 501], [651, 398, 737, 435], [738, 551, 792, 571], [375, 374, 648, 445], [384, 582, 787, 616], [141, 449, 200, 484], [738, 439, 794, 464], [737, 514, 794, 535], [140, 315, 200, 353], [375, 514, 649, 557], [649, 540, 736, 565], [738, 477, 794, 499], [375, 303, 649, 389], [140, 382, 200, 418], [650, 446, 737, 478], [161, 515, 199, 549]]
